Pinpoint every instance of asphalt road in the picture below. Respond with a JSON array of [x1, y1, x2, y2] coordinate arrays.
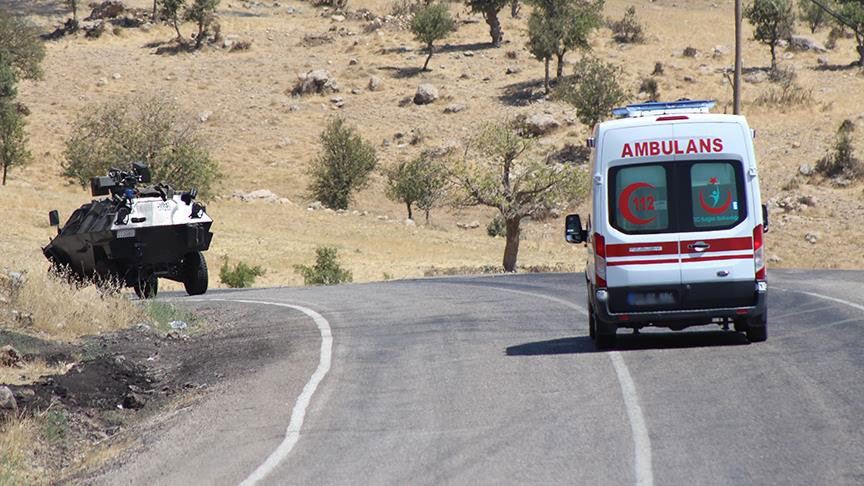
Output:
[[100, 270, 864, 486]]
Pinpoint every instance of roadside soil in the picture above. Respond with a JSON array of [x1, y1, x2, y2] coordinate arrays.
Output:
[[1, 299, 301, 482]]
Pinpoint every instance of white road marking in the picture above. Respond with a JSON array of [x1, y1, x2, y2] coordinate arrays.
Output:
[[189, 298, 332, 486], [479, 286, 654, 486], [777, 288, 864, 313]]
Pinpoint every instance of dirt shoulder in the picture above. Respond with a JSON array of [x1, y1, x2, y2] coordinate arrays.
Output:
[[1, 298, 307, 483]]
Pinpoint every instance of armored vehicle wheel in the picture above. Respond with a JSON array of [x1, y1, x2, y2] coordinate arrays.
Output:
[[134, 274, 158, 299], [183, 252, 208, 296]]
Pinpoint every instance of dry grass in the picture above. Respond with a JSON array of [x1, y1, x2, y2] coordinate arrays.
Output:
[[0, 416, 46, 486], [1, 0, 863, 284], [1, 257, 143, 341], [0, 359, 71, 386]]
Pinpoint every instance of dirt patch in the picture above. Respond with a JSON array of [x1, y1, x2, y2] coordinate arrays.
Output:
[[0, 301, 267, 480]]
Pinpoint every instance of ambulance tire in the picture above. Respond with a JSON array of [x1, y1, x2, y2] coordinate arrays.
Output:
[[746, 314, 768, 343], [588, 307, 597, 340], [595, 318, 617, 350]]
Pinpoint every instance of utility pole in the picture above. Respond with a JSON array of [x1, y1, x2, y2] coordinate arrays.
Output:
[[734, 0, 742, 115]]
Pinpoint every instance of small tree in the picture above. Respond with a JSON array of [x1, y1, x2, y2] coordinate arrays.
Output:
[[62, 96, 220, 197], [835, 0, 864, 66], [799, 0, 830, 32], [385, 154, 449, 222], [0, 98, 29, 186], [410, 3, 454, 71], [309, 117, 377, 210], [816, 120, 862, 179], [0, 10, 46, 82], [557, 56, 629, 127], [465, 0, 509, 46], [66, 0, 78, 22], [609, 5, 644, 43], [294, 247, 353, 286], [745, 0, 796, 69], [159, 0, 187, 40], [451, 122, 588, 272], [185, 0, 220, 49], [527, 0, 603, 93]]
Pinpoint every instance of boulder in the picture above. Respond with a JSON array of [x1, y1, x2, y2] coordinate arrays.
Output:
[[443, 103, 466, 114], [88, 0, 125, 20], [524, 114, 561, 136], [790, 35, 827, 53], [0, 345, 21, 367], [367, 75, 382, 91], [413, 84, 439, 105], [293, 70, 339, 96], [743, 71, 768, 84], [0, 386, 17, 417]]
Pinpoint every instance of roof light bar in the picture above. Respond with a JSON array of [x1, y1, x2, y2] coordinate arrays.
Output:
[[612, 99, 716, 118]]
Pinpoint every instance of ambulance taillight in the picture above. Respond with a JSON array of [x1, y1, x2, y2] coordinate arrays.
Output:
[[753, 225, 766, 280], [594, 233, 607, 288]]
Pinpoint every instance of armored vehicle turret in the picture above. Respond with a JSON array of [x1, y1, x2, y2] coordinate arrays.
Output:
[[43, 162, 213, 298]]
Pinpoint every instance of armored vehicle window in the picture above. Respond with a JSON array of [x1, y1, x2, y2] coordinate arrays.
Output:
[[609, 164, 671, 234]]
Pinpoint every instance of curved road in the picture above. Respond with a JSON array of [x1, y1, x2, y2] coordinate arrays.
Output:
[[101, 270, 864, 485]]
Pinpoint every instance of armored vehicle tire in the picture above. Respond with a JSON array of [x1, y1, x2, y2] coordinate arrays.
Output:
[[183, 252, 208, 296], [134, 274, 158, 299]]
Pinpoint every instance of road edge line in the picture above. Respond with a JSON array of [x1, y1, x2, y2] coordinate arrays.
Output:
[[474, 286, 654, 486], [191, 298, 332, 486]]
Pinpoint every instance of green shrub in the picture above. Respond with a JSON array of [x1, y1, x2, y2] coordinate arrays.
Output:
[[486, 214, 506, 237], [609, 6, 644, 43], [556, 56, 629, 127], [410, 2, 454, 71], [816, 120, 863, 180], [745, 0, 795, 69], [309, 117, 377, 210], [799, 0, 830, 33], [294, 247, 353, 286], [62, 95, 220, 198], [753, 77, 812, 107], [638, 77, 659, 101], [219, 259, 265, 288], [385, 154, 449, 223]]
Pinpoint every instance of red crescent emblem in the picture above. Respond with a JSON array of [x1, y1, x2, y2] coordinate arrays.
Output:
[[699, 190, 733, 215], [619, 182, 656, 225]]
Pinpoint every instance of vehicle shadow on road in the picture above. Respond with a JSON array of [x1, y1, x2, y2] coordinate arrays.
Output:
[[506, 331, 750, 356]]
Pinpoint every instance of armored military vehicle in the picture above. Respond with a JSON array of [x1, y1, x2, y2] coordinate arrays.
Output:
[[43, 162, 213, 299]]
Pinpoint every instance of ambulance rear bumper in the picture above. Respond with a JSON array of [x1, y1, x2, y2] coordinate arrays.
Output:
[[592, 282, 767, 329]]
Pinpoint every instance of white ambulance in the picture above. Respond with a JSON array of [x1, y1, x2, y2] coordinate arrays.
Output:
[[565, 100, 768, 348]]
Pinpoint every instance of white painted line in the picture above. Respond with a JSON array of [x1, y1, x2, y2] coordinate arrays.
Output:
[[777, 288, 864, 313], [478, 286, 654, 486], [188, 298, 332, 486]]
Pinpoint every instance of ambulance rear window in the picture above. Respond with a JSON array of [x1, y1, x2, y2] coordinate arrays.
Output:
[[610, 164, 670, 234], [688, 162, 745, 230], [608, 160, 747, 234]]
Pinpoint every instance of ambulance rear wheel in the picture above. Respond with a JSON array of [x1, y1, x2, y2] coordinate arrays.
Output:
[[588, 307, 597, 340], [595, 319, 617, 350], [134, 274, 158, 299], [183, 252, 208, 296], [746, 314, 768, 343]]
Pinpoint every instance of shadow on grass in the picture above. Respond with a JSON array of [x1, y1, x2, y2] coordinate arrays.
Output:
[[378, 65, 425, 79], [499, 77, 548, 107], [438, 41, 497, 54]]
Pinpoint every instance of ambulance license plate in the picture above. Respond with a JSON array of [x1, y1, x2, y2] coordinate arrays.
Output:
[[627, 291, 676, 306]]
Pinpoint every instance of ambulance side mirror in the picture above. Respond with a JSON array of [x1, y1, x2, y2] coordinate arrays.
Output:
[[761, 204, 769, 233], [565, 214, 587, 244]]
